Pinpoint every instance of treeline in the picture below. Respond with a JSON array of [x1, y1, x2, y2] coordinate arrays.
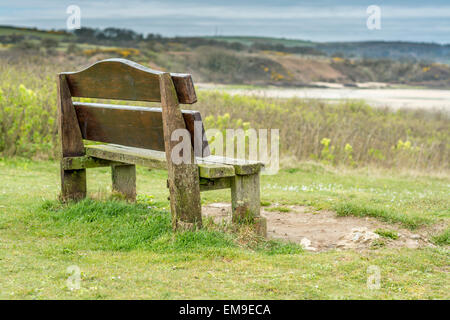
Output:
[[71, 27, 324, 55], [2, 25, 449, 62], [2, 56, 448, 171], [71, 27, 450, 62], [74, 27, 146, 44]]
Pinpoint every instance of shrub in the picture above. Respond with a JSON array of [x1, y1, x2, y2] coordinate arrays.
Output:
[[192, 92, 449, 171], [1, 55, 448, 172], [432, 229, 450, 246], [374, 229, 399, 240], [0, 56, 59, 158]]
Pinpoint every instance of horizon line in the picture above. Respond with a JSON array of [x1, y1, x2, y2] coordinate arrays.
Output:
[[2, 24, 449, 46]]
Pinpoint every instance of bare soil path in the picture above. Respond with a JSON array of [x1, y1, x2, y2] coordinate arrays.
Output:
[[203, 203, 438, 252]]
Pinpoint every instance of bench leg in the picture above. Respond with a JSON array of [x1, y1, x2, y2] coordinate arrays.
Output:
[[111, 164, 136, 201], [231, 173, 267, 237], [60, 163, 86, 202], [167, 164, 203, 230]]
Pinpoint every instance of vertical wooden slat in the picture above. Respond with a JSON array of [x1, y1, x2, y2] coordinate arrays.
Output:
[[58, 74, 86, 201], [160, 72, 202, 230]]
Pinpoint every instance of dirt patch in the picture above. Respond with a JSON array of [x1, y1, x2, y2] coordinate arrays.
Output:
[[203, 203, 437, 252], [271, 55, 345, 83]]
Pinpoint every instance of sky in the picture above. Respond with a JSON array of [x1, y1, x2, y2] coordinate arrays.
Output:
[[1, 0, 450, 43]]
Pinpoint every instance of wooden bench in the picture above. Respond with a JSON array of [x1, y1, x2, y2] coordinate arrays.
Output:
[[58, 58, 266, 236]]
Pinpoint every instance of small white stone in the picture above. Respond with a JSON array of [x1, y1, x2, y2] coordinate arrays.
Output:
[[300, 238, 311, 247], [405, 239, 419, 249], [300, 238, 317, 251]]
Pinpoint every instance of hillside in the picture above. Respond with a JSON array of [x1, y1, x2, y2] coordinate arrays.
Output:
[[208, 36, 450, 64], [0, 25, 72, 40], [204, 36, 315, 47], [1, 25, 449, 88]]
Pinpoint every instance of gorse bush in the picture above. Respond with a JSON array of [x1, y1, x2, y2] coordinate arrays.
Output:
[[0, 56, 448, 170], [0, 57, 59, 158]]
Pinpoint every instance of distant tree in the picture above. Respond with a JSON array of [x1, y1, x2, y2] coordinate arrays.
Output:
[[102, 27, 143, 41], [41, 38, 59, 55], [0, 34, 25, 44], [66, 42, 82, 55], [41, 38, 58, 49], [73, 27, 98, 43], [73, 26, 146, 45], [229, 42, 245, 51], [145, 33, 162, 41], [13, 40, 39, 52]]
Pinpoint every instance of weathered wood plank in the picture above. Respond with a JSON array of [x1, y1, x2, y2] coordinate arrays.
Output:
[[160, 72, 203, 230], [199, 155, 263, 175], [74, 102, 210, 157], [111, 164, 136, 201], [58, 75, 85, 158], [85, 144, 167, 170], [62, 58, 197, 104], [84, 145, 235, 179], [198, 163, 235, 179], [61, 155, 118, 170], [57, 74, 86, 201], [171, 73, 197, 104], [199, 177, 232, 191]]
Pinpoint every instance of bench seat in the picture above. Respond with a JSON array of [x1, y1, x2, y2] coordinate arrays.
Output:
[[61, 144, 263, 181]]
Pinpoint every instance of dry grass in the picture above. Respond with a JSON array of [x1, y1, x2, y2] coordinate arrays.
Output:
[[193, 92, 449, 170], [0, 53, 448, 171]]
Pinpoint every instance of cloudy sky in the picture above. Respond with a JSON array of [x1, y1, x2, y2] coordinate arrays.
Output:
[[1, 0, 450, 43]]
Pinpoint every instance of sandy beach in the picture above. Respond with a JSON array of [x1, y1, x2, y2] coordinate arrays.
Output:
[[198, 84, 450, 112]]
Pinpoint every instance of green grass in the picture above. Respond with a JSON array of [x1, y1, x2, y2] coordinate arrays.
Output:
[[37, 198, 298, 255], [204, 36, 315, 47], [2, 55, 449, 170], [334, 203, 431, 229], [432, 229, 450, 246], [0, 25, 71, 40], [260, 165, 448, 229], [374, 229, 399, 240], [0, 158, 448, 299]]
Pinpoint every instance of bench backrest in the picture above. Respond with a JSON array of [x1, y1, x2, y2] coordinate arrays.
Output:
[[58, 58, 209, 157]]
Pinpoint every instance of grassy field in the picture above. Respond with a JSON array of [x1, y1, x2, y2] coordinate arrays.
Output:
[[0, 38, 448, 300], [3, 56, 448, 170], [205, 36, 315, 47], [0, 158, 448, 299], [0, 26, 71, 40]]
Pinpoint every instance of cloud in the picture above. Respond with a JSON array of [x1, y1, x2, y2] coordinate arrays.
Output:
[[3, 1, 450, 21], [1, 1, 449, 42]]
